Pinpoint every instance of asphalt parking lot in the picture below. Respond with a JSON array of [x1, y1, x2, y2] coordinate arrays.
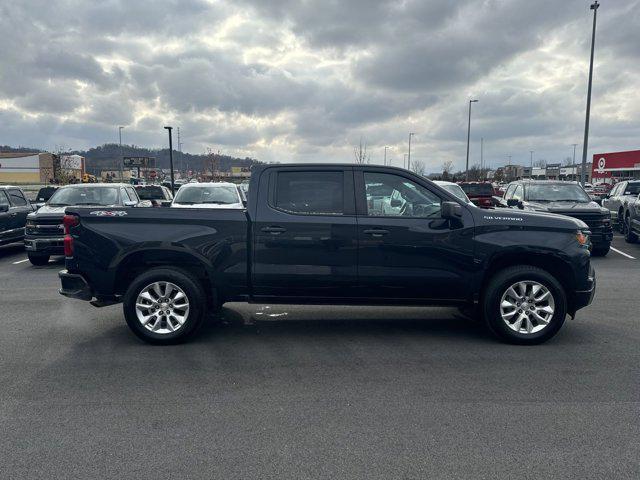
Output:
[[1, 235, 639, 479]]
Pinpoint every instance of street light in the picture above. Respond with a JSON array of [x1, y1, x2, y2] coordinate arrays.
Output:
[[407, 133, 415, 171], [465, 99, 478, 181], [164, 126, 175, 194], [581, 0, 600, 186], [384, 146, 388, 166], [118, 126, 125, 181]]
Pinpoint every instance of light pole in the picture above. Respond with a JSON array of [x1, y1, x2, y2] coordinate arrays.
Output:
[[164, 126, 175, 193], [480, 137, 484, 171], [572, 143, 577, 164], [465, 99, 478, 181], [530, 150, 534, 168], [403, 154, 407, 169], [384, 146, 388, 166], [118, 126, 124, 181], [581, 1, 599, 186], [407, 133, 415, 171]]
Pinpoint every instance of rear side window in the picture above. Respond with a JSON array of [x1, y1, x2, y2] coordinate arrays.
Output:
[[0, 190, 9, 207], [275, 171, 344, 215], [7, 189, 27, 206], [512, 185, 523, 201]]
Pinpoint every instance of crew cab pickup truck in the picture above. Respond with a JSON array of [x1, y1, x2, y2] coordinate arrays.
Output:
[[25, 183, 147, 265], [601, 180, 640, 234], [58, 165, 596, 345], [0, 186, 33, 246]]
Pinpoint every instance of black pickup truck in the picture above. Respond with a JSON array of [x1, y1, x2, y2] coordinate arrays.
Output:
[[59, 164, 596, 345]]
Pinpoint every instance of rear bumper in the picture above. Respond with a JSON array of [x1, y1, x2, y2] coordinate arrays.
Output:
[[572, 266, 596, 313], [25, 236, 65, 255], [59, 270, 93, 301]]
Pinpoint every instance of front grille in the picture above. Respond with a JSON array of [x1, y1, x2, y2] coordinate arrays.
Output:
[[27, 218, 64, 237], [559, 212, 612, 235]]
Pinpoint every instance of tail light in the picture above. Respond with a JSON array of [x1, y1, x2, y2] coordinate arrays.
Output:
[[63, 214, 79, 257]]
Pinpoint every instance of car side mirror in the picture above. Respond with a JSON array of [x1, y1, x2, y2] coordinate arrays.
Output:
[[0, 204, 8, 213], [506, 198, 519, 207], [441, 201, 462, 220], [390, 198, 402, 207]]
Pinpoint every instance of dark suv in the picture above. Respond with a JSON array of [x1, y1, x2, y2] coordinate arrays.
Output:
[[499, 180, 613, 256], [25, 183, 145, 265], [0, 186, 33, 246]]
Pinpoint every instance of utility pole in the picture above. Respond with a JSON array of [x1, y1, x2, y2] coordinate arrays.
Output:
[[530, 150, 534, 168], [465, 99, 478, 181], [176, 127, 182, 177], [384, 146, 388, 166], [164, 126, 175, 193], [480, 137, 484, 171], [572, 143, 577, 164], [581, 1, 600, 186], [118, 126, 124, 182], [407, 133, 415, 171], [403, 154, 407, 169]]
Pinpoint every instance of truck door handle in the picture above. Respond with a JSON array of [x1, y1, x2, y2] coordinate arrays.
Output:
[[363, 229, 389, 237], [261, 226, 286, 234]]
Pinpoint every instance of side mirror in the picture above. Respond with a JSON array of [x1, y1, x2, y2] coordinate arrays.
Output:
[[441, 201, 463, 220], [0, 204, 8, 213], [390, 198, 402, 208], [506, 198, 519, 207]]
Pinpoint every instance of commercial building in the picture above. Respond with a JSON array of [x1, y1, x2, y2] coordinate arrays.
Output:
[[591, 149, 640, 182], [0, 152, 57, 183]]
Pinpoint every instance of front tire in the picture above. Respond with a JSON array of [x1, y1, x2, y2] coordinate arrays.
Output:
[[28, 252, 50, 266], [123, 268, 207, 344], [482, 266, 567, 345], [624, 216, 638, 243], [591, 244, 610, 256]]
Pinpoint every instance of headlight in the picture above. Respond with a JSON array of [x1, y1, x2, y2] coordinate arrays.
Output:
[[576, 231, 589, 246], [26, 220, 35, 228]]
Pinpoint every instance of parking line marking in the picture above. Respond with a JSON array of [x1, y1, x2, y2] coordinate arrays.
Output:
[[12, 259, 29, 264], [610, 247, 636, 259]]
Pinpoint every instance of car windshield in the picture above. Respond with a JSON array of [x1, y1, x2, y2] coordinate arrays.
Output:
[[47, 187, 119, 206], [527, 184, 591, 203], [439, 184, 470, 203], [136, 186, 165, 200], [460, 183, 493, 196], [173, 185, 240, 204]]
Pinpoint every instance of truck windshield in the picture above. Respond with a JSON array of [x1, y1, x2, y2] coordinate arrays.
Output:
[[460, 183, 493, 196], [173, 185, 240, 205], [527, 184, 591, 203], [48, 187, 119, 206]]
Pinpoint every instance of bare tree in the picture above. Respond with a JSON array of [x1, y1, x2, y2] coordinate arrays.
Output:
[[410, 160, 426, 176], [533, 159, 547, 168], [441, 160, 454, 181], [353, 137, 369, 164], [563, 156, 574, 166], [203, 148, 219, 181]]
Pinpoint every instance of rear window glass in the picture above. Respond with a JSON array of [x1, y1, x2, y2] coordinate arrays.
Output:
[[275, 171, 344, 215], [460, 183, 493, 196]]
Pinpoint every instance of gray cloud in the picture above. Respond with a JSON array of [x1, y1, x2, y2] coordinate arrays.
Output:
[[0, 0, 638, 171]]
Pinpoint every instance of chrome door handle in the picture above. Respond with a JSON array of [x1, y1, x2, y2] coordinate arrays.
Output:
[[363, 229, 389, 237]]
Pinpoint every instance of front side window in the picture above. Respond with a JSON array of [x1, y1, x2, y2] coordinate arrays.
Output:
[[7, 189, 27, 206], [275, 171, 344, 215], [364, 172, 441, 218], [504, 184, 516, 199], [0, 190, 9, 207]]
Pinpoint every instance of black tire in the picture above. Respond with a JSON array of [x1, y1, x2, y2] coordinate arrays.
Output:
[[591, 244, 610, 256], [123, 268, 207, 345], [28, 253, 50, 266], [618, 211, 626, 233], [482, 266, 567, 345], [624, 216, 638, 243]]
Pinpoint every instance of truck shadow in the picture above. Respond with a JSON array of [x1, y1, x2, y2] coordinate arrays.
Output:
[[0, 243, 24, 258]]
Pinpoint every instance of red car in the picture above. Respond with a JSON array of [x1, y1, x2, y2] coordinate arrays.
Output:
[[459, 182, 495, 208]]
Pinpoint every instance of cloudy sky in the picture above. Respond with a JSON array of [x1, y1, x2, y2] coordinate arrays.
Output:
[[1, 0, 639, 172]]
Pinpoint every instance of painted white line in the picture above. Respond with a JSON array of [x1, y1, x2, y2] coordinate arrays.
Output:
[[12, 258, 29, 264], [610, 246, 636, 260]]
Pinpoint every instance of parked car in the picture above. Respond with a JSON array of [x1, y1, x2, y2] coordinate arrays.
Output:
[[134, 184, 173, 207], [59, 164, 595, 346], [601, 180, 640, 233], [171, 182, 245, 209], [24, 183, 147, 266], [33, 186, 60, 210], [623, 193, 640, 243], [498, 180, 613, 256], [0, 186, 33, 247], [590, 184, 612, 205], [434, 181, 472, 203], [459, 182, 495, 208]]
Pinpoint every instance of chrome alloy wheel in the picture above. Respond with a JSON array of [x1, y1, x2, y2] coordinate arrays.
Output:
[[135, 281, 190, 334], [499, 281, 555, 334]]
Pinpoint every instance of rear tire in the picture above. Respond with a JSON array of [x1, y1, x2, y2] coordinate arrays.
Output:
[[28, 253, 50, 266], [123, 268, 207, 345], [482, 266, 567, 345], [591, 244, 610, 256], [624, 216, 638, 243]]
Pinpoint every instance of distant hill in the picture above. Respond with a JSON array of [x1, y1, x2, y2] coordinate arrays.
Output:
[[0, 144, 261, 175]]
